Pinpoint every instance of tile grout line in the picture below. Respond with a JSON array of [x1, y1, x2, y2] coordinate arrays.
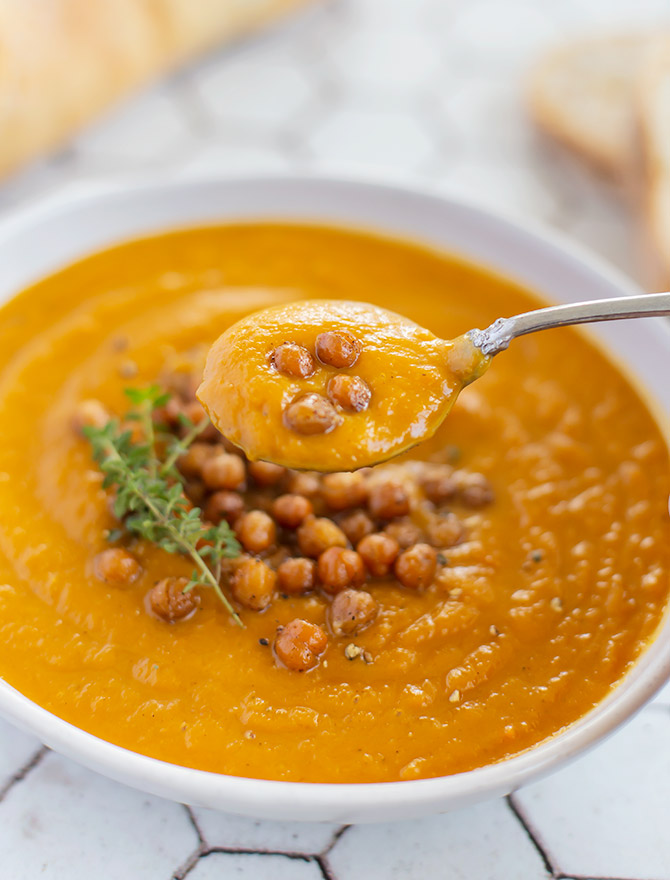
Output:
[[174, 847, 320, 878], [314, 823, 350, 879], [203, 847, 315, 860], [506, 794, 556, 877], [0, 745, 48, 804], [315, 853, 338, 880], [172, 814, 350, 877], [171, 843, 206, 880], [320, 824, 351, 856], [171, 806, 208, 879], [182, 805, 206, 846], [556, 875, 649, 880]]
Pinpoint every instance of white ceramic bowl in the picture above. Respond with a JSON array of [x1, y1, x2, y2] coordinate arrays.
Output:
[[0, 176, 668, 823]]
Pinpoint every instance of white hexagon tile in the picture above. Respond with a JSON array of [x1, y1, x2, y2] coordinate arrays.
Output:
[[0, 0, 669, 878]]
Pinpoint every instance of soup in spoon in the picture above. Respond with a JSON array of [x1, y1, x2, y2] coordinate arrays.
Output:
[[198, 299, 489, 471]]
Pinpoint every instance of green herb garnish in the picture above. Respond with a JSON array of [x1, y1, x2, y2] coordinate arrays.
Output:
[[84, 385, 242, 625]]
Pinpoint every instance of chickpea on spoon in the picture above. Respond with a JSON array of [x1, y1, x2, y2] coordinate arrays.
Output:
[[198, 293, 670, 473]]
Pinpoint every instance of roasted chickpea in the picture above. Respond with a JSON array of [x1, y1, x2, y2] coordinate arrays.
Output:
[[327, 374, 371, 412], [178, 441, 217, 478], [286, 471, 321, 497], [317, 547, 366, 594], [231, 557, 277, 610], [155, 396, 184, 428], [284, 393, 341, 435], [201, 452, 246, 491], [272, 494, 314, 529], [248, 460, 286, 487], [271, 342, 315, 378], [368, 482, 410, 520], [181, 400, 220, 442], [357, 533, 399, 577], [394, 543, 438, 589], [426, 512, 465, 548], [147, 577, 199, 622], [277, 557, 317, 594], [235, 510, 277, 554], [181, 399, 207, 426], [94, 548, 142, 585], [419, 463, 456, 503], [328, 588, 378, 636], [184, 479, 207, 507], [297, 516, 348, 558], [457, 472, 494, 508], [384, 518, 424, 549], [315, 330, 361, 368], [274, 619, 328, 671], [338, 510, 375, 546], [72, 399, 109, 434], [162, 370, 198, 402], [264, 546, 292, 570], [204, 490, 245, 526], [321, 472, 368, 511]]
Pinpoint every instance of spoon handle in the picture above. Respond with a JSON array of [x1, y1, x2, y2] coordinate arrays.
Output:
[[469, 291, 670, 357]]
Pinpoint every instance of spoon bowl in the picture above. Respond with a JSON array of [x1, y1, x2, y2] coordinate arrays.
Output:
[[199, 299, 488, 471]]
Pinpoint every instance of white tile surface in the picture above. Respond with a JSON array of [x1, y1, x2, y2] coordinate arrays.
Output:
[[447, 1, 560, 68], [0, 0, 667, 877], [191, 807, 340, 853], [327, 28, 441, 95], [0, 751, 198, 879], [327, 799, 550, 880], [435, 159, 560, 222], [346, 0, 436, 28], [190, 47, 315, 131], [187, 852, 323, 880], [174, 140, 294, 178], [0, 718, 42, 793], [73, 87, 197, 166], [514, 710, 670, 880], [306, 106, 434, 173], [652, 676, 670, 705]]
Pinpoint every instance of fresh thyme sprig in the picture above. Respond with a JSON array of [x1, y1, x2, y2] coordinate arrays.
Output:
[[83, 385, 243, 625]]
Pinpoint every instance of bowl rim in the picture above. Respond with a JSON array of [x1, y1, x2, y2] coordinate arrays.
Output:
[[0, 173, 668, 822]]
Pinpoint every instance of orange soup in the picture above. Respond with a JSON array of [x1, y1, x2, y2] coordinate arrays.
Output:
[[0, 223, 667, 783]]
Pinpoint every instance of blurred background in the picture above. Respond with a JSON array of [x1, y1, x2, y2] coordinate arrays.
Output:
[[1, 2, 670, 878], [0, 0, 667, 285]]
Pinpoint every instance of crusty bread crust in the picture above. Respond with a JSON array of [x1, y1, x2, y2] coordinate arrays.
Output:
[[636, 36, 670, 289], [0, 0, 311, 178], [527, 33, 654, 180]]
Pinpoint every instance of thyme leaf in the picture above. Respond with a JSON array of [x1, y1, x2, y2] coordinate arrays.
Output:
[[83, 385, 242, 625]]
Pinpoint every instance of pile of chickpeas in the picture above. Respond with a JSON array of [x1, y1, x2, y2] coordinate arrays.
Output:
[[84, 369, 493, 672], [274, 330, 371, 435]]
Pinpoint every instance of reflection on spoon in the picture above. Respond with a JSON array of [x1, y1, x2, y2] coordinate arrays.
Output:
[[198, 299, 489, 472]]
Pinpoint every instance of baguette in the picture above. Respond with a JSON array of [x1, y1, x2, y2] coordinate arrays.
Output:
[[527, 33, 654, 180], [0, 0, 311, 178], [637, 36, 670, 288]]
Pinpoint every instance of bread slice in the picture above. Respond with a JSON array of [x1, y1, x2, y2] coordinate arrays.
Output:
[[527, 33, 655, 180], [0, 0, 312, 179], [637, 36, 670, 288]]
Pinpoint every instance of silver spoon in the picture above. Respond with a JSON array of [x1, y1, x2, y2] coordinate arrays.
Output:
[[467, 291, 670, 357]]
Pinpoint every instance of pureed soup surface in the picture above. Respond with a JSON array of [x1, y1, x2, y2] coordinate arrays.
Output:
[[0, 223, 667, 783]]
